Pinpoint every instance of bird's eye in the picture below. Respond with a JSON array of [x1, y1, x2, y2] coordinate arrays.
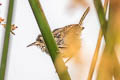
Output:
[[40, 39, 44, 43], [40, 39, 43, 42]]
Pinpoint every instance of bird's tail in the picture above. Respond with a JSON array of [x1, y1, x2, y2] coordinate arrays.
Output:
[[79, 7, 90, 25]]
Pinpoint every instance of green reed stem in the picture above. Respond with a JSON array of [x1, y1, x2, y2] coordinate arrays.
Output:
[[28, 0, 71, 80], [87, 0, 109, 79], [94, 0, 107, 40], [0, 0, 14, 80]]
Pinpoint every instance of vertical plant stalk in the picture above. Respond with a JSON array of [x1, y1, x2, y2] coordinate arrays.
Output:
[[0, 0, 14, 80], [94, 0, 107, 40], [28, 0, 71, 80], [87, 0, 108, 80], [87, 29, 102, 80], [94, 0, 120, 79], [108, 0, 120, 79]]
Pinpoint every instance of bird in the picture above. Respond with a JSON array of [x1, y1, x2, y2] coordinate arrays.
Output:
[[27, 7, 90, 61]]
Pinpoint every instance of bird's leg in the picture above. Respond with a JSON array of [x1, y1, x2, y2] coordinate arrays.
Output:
[[65, 56, 73, 63]]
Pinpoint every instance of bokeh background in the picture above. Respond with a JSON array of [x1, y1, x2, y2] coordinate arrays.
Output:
[[0, 0, 105, 80]]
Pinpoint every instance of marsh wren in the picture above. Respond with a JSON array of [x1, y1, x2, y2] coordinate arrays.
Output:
[[27, 7, 90, 59]]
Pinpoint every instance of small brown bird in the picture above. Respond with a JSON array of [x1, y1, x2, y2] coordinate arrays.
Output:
[[27, 7, 90, 60]]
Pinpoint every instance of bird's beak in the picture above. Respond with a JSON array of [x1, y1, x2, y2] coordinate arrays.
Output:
[[27, 42, 37, 47]]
